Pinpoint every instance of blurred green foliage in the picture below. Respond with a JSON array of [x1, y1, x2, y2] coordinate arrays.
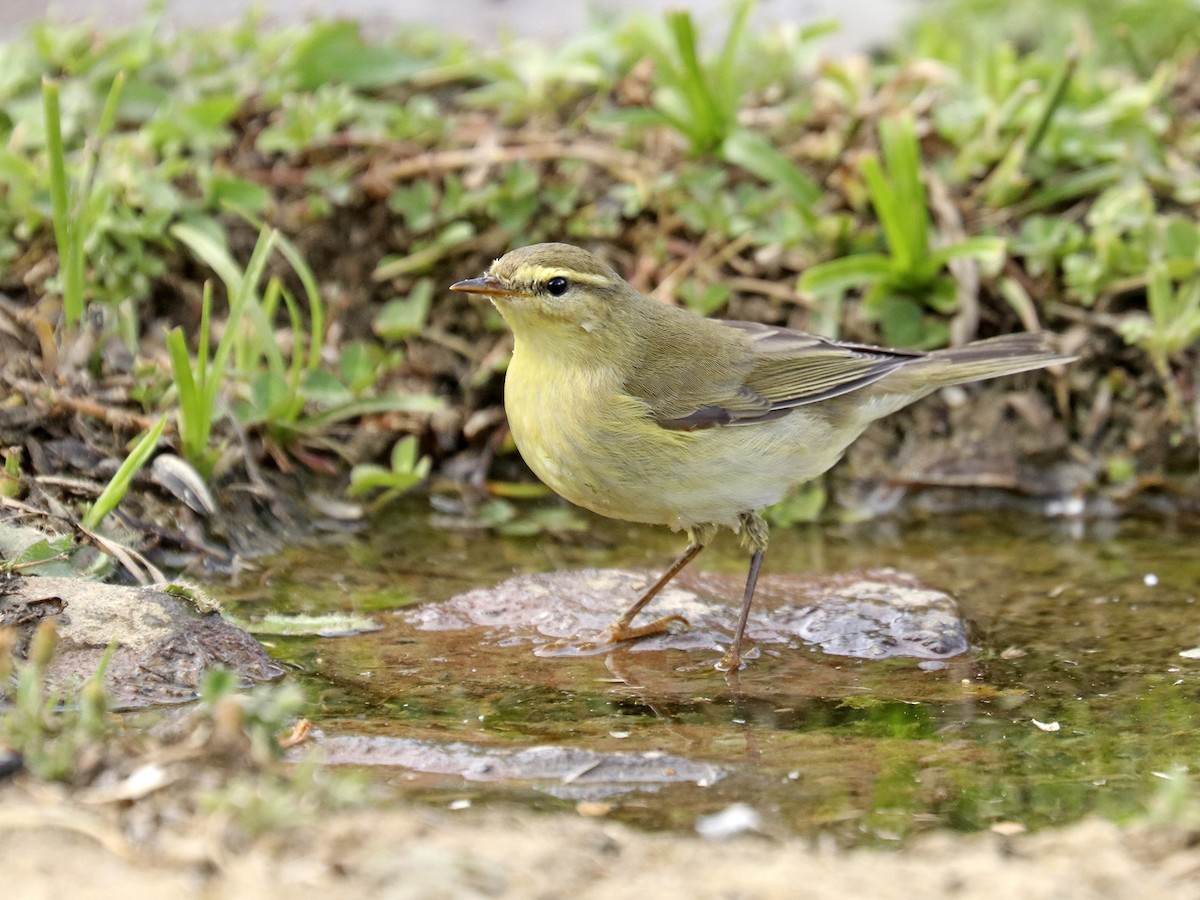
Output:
[[0, 0, 1197, 508]]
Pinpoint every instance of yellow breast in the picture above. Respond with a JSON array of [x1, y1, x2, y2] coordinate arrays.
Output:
[[505, 347, 680, 521], [501, 328, 853, 533]]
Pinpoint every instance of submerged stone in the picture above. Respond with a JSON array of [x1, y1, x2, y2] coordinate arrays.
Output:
[[2, 575, 284, 708], [779, 579, 969, 659], [407, 568, 968, 661], [310, 733, 724, 800]]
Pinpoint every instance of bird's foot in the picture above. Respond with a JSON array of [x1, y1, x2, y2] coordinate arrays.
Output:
[[713, 644, 758, 673], [535, 614, 689, 658], [713, 647, 744, 672], [606, 614, 690, 644]]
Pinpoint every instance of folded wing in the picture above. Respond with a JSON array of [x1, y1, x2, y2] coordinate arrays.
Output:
[[652, 321, 922, 431]]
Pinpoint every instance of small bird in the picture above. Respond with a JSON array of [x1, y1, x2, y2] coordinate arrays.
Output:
[[451, 243, 1072, 671]]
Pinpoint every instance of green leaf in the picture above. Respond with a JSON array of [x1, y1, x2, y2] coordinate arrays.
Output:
[[928, 236, 1007, 274], [338, 341, 386, 394], [346, 436, 431, 499], [388, 181, 437, 232], [590, 107, 676, 131], [299, 394, 443, 430], [876, 295, 948, 349], [7, 535, 75, 568], [666, 11, 718, 150], [167, 326, 210, 465], [679, 279, 732, 316], [721, 130, 820, 218], [291, 22, 427, 90], [209, 175, 269, 213], [1022, 164, 1124, 213], [299, 369, 352, 407], [373, 222, 475, 280], [249, 370, 291, 420], [765, 480, 827, 527], [800, 254, 893, 296], [390, 434, 425, 474]]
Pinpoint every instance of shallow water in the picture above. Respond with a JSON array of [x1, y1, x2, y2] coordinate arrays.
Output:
[[216, 500, 1200, 845]]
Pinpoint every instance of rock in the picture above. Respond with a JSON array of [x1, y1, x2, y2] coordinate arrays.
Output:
[[1, 575, 284, 709], [407, 568, 968, 661], [309, 734, 724, 800], [777, 578, 969, 659]]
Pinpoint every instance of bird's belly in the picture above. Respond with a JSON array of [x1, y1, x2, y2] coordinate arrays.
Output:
[[505, 362, 849, 532]]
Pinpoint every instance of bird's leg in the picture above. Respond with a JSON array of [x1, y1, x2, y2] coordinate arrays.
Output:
[[716, 512, 769, 672], [604, 538, 707, 643], [536, 528, 713, 657]]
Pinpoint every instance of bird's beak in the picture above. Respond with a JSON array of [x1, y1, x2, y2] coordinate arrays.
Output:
[[449, 274, 519, 297]]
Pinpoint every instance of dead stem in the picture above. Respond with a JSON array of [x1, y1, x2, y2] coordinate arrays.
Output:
[[362, 139, 653, 193], [11, 378, 164, 432]]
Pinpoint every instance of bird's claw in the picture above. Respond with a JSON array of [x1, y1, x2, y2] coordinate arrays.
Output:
[[534, 614, 690, 658], [713, 649, 744, 672]]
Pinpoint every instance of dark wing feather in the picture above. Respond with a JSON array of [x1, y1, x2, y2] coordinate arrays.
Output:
[[654, 321, 923, 431]]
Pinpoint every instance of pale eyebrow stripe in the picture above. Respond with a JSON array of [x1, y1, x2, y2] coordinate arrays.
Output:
[[516, 264, 613, 288]]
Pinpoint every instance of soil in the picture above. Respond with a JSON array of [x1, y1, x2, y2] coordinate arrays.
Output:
[[3, 798, 1198, 899]]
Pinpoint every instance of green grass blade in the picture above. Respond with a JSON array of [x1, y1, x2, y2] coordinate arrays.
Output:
[[1024, 50, 1077, 166], [82, 415, 168, 531], [171, 222, 246, 296], [95, 71, 126, 140], [41, 79, 69, 256], [208, 226, 278, 401], [166, 327, 209, 463], [230, 207, 327, 374], [714, 0, 753, 122], [41, 78, 83, 327], [64, 220, 86, 325], [666, 11, 718, 150], [861, 155, 912, 272], [880, 116, 930, 264], [1147, 266, 1172, 330], [272, 229, 326, 373], [197, 280, 213, 388], [280, 290, 306, 400], [252, 276, 289, 381]]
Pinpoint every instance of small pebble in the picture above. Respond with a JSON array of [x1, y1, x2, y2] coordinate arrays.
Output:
[[576, 801, 614, 817], [695, 803, 761, 839], [991, 821, 1027, 836]]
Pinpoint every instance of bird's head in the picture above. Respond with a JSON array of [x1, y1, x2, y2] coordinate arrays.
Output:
[[450, 243, 635, 338]]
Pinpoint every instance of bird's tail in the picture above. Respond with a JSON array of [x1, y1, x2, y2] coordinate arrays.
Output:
[[905, 332, 1075, 389]]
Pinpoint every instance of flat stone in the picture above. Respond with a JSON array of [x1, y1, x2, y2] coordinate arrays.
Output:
[[407, 568, 968, 661], [309, 734, 724, 800], [2, 575, 284, 709]]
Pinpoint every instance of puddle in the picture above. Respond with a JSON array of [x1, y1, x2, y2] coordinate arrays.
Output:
[[217, 501, 1200, 845]]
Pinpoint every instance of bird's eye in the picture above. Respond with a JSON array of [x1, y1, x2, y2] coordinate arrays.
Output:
[[546, 276, 569, 296]]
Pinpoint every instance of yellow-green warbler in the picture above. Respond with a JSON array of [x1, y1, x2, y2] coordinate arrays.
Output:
[[452, 243, 1072, 671]]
